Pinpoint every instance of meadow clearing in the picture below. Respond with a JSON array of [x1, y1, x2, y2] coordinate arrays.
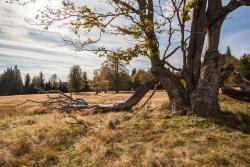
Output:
[[0, 91, 250, 167]]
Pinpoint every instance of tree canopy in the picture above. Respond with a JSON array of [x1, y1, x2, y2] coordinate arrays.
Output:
[[0, 66, 23, 95], [68, 65, 84, 93], [238, 54, 250, 80]]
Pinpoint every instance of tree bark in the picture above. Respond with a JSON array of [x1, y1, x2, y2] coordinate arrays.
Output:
[[152, 65, 190, 112], [111, 79, 159, 111], [190, 1, 225, 116], [221, 87, 250, 102], [219, 63, 235, 87], [235, 72, 250, 91], [190, 52, 222, 115], [221, 72, 250, 102], [186, 0, 207, 91]]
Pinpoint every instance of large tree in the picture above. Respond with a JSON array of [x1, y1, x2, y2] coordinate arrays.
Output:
[[50, 74, 59, 89], [82, 71, 90, 92], [38, 71, 45, 89], [131, 69, 154, 89], [101, 55, 130, 92], [0, 66, 23, 95], [68, 65, 84, 93], [13, 0, 250, 114], [91, 69, 109, 94], [24, 73, 31, 93], [238, 54, 250, 80]]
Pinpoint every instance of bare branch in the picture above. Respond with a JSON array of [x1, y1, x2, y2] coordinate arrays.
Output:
[[165, 62, 182, 71], [163, 46, 181, 61]]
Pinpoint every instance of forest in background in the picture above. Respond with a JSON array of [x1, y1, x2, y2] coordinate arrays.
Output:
[[0, 46, 250, 96], [0, 54, 154, 95]]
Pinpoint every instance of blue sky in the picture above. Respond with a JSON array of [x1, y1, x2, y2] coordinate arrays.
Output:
[[0, 1, 249, 81]]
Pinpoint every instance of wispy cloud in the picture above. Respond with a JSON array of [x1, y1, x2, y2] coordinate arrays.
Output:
[[0, 0, 249, 81], [0, 0, 151, 80]]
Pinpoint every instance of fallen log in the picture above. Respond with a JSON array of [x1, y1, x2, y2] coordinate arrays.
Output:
[[235, 72, 250, 91], [235, 72, 250, 85], [22, 79, 160, 113], [220, 71, 250, 102], [219, 64, 235, 87], [221, 87, 250, 102], [111, 79, 159, 111]]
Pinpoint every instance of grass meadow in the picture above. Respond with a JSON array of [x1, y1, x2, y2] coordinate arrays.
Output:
[[0, 91, 250, 167]]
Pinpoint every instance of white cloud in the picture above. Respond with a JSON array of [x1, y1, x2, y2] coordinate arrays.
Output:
[[0, 0, 249, 81], [0, 0, 152, 80]]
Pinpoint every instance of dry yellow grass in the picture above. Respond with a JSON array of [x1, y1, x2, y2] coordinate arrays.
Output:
[[0, 91, 250, 167]]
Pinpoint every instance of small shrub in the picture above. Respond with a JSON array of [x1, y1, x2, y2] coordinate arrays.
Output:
[[11, 139, 31, 157]]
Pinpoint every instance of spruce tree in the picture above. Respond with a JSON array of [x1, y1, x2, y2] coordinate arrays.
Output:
[[38, 71, 45, 89], [24, 73, 31, 94]]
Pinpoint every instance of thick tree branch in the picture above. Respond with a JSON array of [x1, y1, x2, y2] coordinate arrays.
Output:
[[210, 0, 250, 25], [112, 0, 139, 14]]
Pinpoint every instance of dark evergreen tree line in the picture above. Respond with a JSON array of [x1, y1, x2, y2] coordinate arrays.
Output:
[[0, 64, 155, 96], [2, 51, 248, 96], [0, 66, 71, 95], [0, 65, 23, 95]]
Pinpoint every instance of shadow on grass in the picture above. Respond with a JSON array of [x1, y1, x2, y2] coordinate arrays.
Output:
[[203, 111, 250, 134], [91, 108, 250, 133]]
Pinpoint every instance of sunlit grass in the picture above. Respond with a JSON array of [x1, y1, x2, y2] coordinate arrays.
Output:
[[0, 92, 249, 166]]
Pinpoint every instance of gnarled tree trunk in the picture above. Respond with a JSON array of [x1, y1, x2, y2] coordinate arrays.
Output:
[[190, 52, 222, 115], [188, 1, 226, 116], [152, 64, 190, 112]]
